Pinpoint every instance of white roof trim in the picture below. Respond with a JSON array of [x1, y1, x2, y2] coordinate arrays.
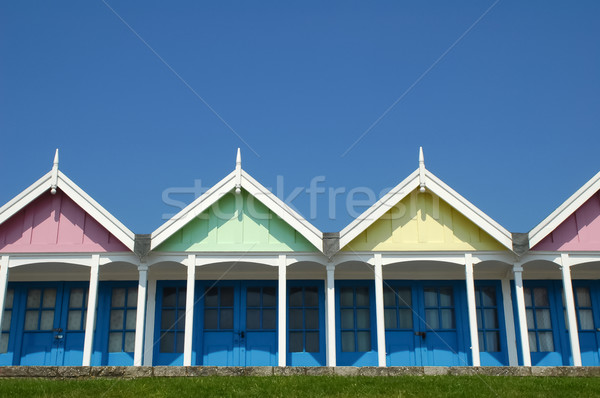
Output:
[[0, 170, 136, 252], [529, 170, 600, 249], [339, 168, 513, 251], [151, 169, 324, 252]]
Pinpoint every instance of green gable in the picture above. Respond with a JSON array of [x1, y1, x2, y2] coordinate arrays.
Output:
[[156, 190, 317, 252]]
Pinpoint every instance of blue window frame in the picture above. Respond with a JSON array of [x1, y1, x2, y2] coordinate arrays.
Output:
[[340, 286, 371, 353], [246, 286, 276, 331], [107, 286, 137, 353], [475, 286, 500, 352], [288, 286, 319, 353], [423, 286, 455, 330], [383, 286, 413, 330], [204, 286, 234, 330], [0, 288, 14, 354], [159, 286, 186, 355], [66, 287, 88, 332], [525, 286, 554, 353]]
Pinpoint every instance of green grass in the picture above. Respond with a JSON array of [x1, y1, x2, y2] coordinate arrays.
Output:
[[0, 376, 599, 398]]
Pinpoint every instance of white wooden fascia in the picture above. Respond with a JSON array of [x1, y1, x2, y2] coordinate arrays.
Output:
[[338, 169, 420, 249], [425, 171, 513, 250], [528, 170, 600, 248], [0, 171, 52, 225]]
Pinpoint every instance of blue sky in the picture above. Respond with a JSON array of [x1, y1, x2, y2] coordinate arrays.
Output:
[[1, 1, 599, 235]]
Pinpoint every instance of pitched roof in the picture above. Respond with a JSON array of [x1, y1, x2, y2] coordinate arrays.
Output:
[[338, 148, 513, 251], [151, 149, 324, 252], [0, 150, 136, 252], [529, 170, 600, 249]]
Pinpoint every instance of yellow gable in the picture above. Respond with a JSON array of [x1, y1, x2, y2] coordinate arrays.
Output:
[[343, 189, 505, 251]]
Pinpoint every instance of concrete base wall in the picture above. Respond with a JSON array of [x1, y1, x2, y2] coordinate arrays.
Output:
[[1, 366, 600, 378]]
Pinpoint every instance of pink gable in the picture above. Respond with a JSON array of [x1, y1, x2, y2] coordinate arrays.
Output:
[[0, 190, 129, 253], [533, 192, 600, 251]]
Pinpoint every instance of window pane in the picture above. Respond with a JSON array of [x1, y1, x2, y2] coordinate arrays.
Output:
[[160, 332, 174, 353], [112, 288, 126, 307], [2, 310, 11, 332], [397, 288, 411, 307], [176, 310, 186, 330], [524, 288, 532, 307], [290, 287, 303, 307], [477, 309, 483, 329], [263, 287, 277, 307], [440, 309, 454, 329], [341, 331, 355, 352], [163, 288, 177, 307], [111, 310, 124, 330], [341, 309, 354, 329], [305, 287, 318, 307], [24, 311, 38, 330], [340, 288, 353, 307], [484, 309, 498, 329], [526, 309, 534, 329], [481, 287, 496, 306], [478, 331, 484, 351], [357, 331, 371, 352], [263, 309, 276, 329], [356, 309, 370, 329], [536, 309, 552, 329], [289, 309, 303, 329], [355, 287, 369, 306], [424, 289, 437, 307], [576, 287, 592, 307], [485, 331, 500, 352], [220, 309, 233, 329], [69, 289, 84, 308], [425, 309, 439, 329], [246, 309, 260, 329], [398, 309, 413, 329], [247, 288, 260, 307], [40, 310, 54, 330], [579, 309, 594, 330], [533, 288, 549, 306], [538, 331, 554, 352], [27, 289, 41, 308], [306, 331, 319, 353], [205, 288, 218, 307], [126, 309, 137, 330], [127, 288, 138, 307], [305, 309, 319, 329], [176, 332, 184, 353], [108, 332, 122, 352], [0, 334, 8, 354], [384, 287, 395, 307], [221, 287, 233, 307], [439, 288, 453, 306], [528, 332, 538, 352], [5, 289, 13, 308], [124, 332, 135, 352], [67, 310, 82, 330], [178, 288, 187, 307], [204, 309, 218, 329], [43, 289, 56, 308], [384, 308, 397, 329], [289, 331, 303, 352], [161, 309, 175, 330]]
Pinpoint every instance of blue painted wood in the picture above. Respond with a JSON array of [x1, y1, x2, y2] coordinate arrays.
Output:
[[571, 281, 600, 366], [153, 281, 187, 366], [475, 281, 510, 366]]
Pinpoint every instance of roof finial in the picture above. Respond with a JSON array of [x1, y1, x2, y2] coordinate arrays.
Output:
[[50, 148, 59, 195], [418, 147, 426, 193], [235, 148, 242, 194]]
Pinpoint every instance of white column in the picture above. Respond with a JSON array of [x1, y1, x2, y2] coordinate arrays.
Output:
[[561, 253, 582, 366], [143, 278, 157, 366], [83, 254, 100, 366], [325, 264, 336, 367], [183, 254, 196, 366], [278, 254, 287, 367], [464, 253, 480, 366], [0, 256, 10, 338], [513, 264, 531, 366], [373, 253, 386, 367], [133, 264, 148, 366], [501, 278, 519, 366]]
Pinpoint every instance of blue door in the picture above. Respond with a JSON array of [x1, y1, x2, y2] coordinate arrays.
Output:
[[474, 282, 509, 366], [19, 282, 88, 366], [384, 281, 468, 366], [200, 281, 277, 366], [154, 282, 187, 365], [287, 281, 326, 366], [571, 281, 600, 366]]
